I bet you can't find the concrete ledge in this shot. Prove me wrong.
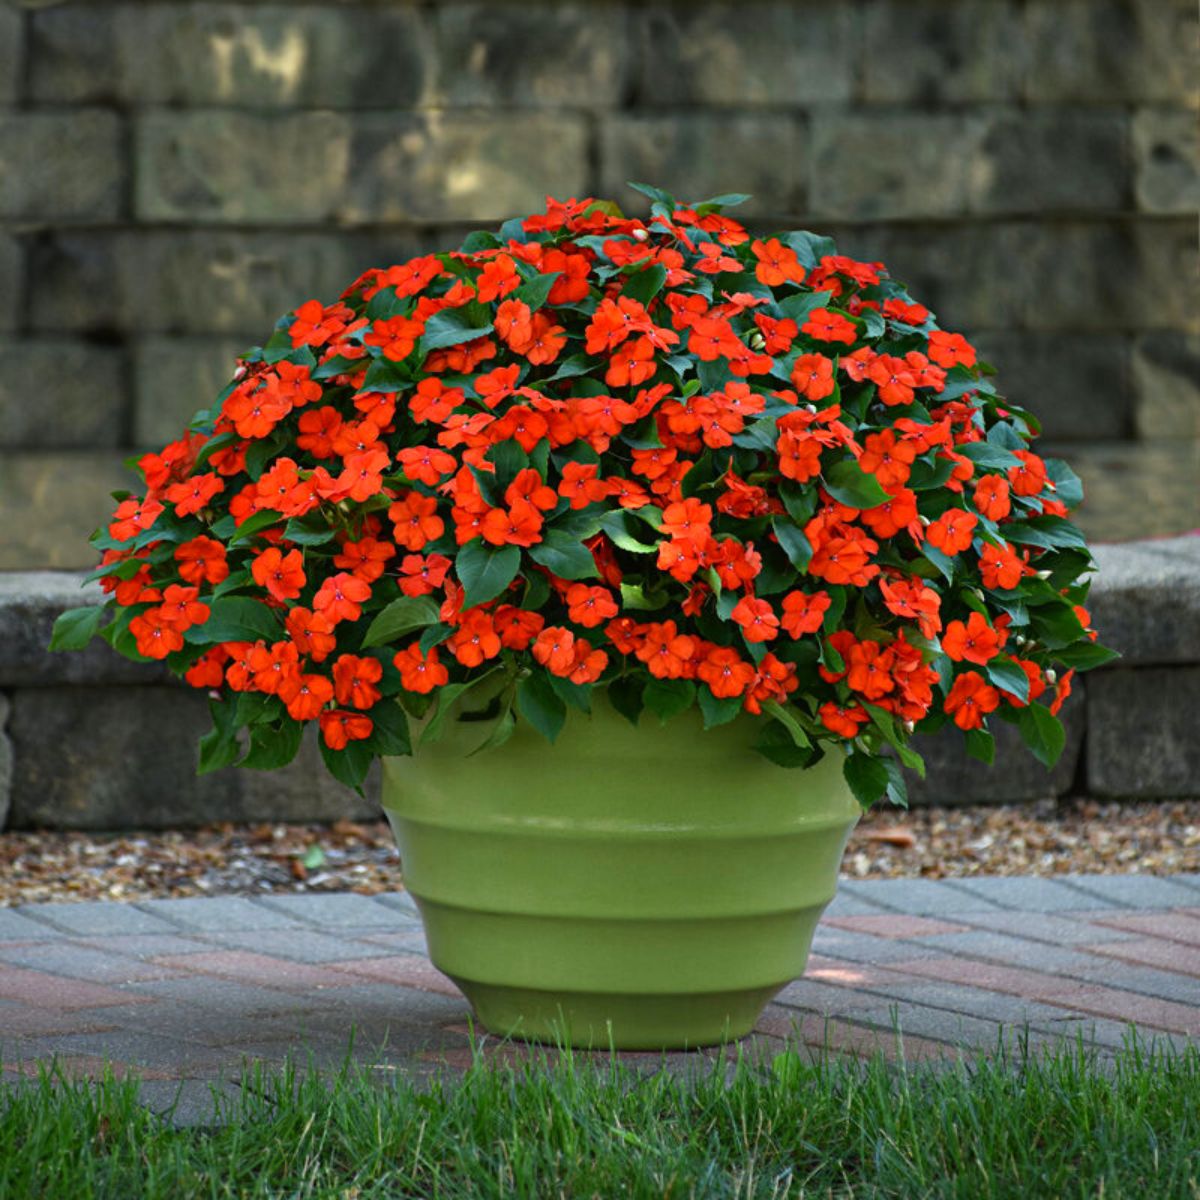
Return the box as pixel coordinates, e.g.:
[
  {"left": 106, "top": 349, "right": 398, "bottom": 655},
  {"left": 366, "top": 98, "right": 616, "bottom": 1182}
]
[{"left": 0, "top": 534, "right": 1197, "bottom": 828}]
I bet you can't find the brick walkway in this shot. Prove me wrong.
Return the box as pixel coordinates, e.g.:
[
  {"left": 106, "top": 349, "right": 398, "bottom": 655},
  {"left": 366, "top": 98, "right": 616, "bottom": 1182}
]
[{"left": 2, "top": 875, "right": 1198, "bottom": 1123}]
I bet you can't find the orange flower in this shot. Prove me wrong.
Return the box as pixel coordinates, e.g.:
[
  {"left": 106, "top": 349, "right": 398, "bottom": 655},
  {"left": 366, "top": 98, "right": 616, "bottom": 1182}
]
[
  {"left": 175, "top": 537, "right": 229, "bottom": 586},
  {"left": 979, "top": 542, "right": 1024, "bottom": 590},
  {"left": 532, "top": 625, "right": 578, "bottom": 676},
  {"left": 165, "top": 472, "right": 224, "bottom": 518},
  {"left": 319, "top": 710, "right": 374, "bottom": 750},
  {"left": 495, "top": 605, "right": 545, "bottom": 650},
  {"left": 279, "top": 672, "right": 335, "bottom": 722},
  {"left": 393, "top": 643, "right": 449, "bottom": 694},
  {"left": 659, "top": 497, "right": 713, "bottom": 545},
  {"left": 333, "top": 537, "right": 395, "bottom": 583},
  {"left": 777, "top": 429, "right": 823, "bottom": 483},
  {"left": 790, "top": 353, "right": 835, "bottom": 402},
  {"left": 129, "top": 610, "right": 183, "bottom": 659},
  {"left": 248, "top": 640, "right": 301, "bottom": 695},
  {"left": 731, "top": 596, "right": 779, "bottom": 643},
  {"left": 942, "top": 612, "right": 1002, "bottom": 665},
  {"left": 944, "top": 670, "right": 999, "bottom": 730},
  {"left": 524, "top": 313, "right": 566, "bottom": 366},
  {"left": 858, "top": 431, "right": 917, "bottom": 490},
  {"left": 448, "top": 610, "right": 502, "bottom": 667},
  {"left": 109, "top": 498, "right": 163, "bottom": 543},
  {"left": 566, "top": 584, "right": 618, "bottom": 628},
  {"left": 634, "top": 620, "right": 695, "bottom": 679},
  {"left": 879, "top": 576, "right": 941, "bottom": 638},
  {"left": 399, "top": 445, "right": 456, "bottom": 487},
  {"left": 558, "top": 461, "right": 610, "bottom": 510},
  {"left": 751, "top": 238, "right": 805, "bottom": 287},
  {"left": 801, "top": 308, "right": 857, "bottom": 345},
  {"left": 398, "top": 553, "right": 452, "bottom": 597},
  {"left": 1008, "top": 450, "right": 1048, "bottom": 497},
  {"left": 861, "top": 487, "right": 918, "bottom": 540},
  {"left": 388, "top": 492, "right": 445, "bottom": 552},
  {"left": 251, "top": 547, "right": 306, "bottom": 604},
  {"left": 808, "top": 532, "right": 879, "bottom": 587},
  {"left": 605, "top": 336, "right": 656, "bottom": 389},
  {"left": 313, "top": 572, "right": 371, "bottom": 624},
  {"left": 332, "top": 653, "right": 383, "bottom": 710},
  {"left": 926, "top": 509, "right": 977, "bottom": 556},
  {"left": 846, "top": 640, "right": 895, "bottom": 700},
  {"left": 697, "top": 647, "right": 756, "bottom": 698},
  {"left": 927, "top": 330, "right": 976, "bottom": 369},
  {"left": 780, "top": 589, "right": 831, "bottom": 637},
  {"left": 480, "top": 499, "right": 544, "bottom": 547},
  {"left": 157, "top": 584, "right": 209, "bottom": 633},
  {"left": 819, "top": 701, "right": 869, "bottom": 739},
  {"left": 285, "top": 606, "right": 336, "bottom": 663},
  {"left": 973, "top": 474, "right": 1011, "bottom": 521}
]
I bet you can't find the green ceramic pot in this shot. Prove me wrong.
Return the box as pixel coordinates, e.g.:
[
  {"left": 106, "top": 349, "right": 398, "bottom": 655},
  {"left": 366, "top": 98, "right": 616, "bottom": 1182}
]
[{"left": 381, "top": 688, "right": 860, "bottom": 1050}]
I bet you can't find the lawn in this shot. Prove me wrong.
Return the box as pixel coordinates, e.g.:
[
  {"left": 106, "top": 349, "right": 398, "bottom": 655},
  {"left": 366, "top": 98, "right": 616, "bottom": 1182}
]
[{"left": 2, "top": 1033, "right": 1197, "bottom": 1199}]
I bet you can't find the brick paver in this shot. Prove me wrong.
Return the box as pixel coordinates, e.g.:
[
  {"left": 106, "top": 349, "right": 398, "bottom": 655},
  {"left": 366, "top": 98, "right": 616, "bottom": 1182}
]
[{"left": 2, "top": 875, "right": 1197, "bottom": 1121}]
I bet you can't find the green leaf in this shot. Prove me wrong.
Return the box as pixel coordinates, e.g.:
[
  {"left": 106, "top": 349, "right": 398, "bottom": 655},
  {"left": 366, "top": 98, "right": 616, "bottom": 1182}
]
[
  {"left": 517, "top": 672, "right": 567, "bottom": 743},
  {"left": 782, "top": 232, "right": 837, "bottom": 269},
  {"left": 755, "top": 722, "right": 816, "bottom": 768},
  {"left": 777, "top": 289, "right": 834, "bottom": 323},
  {"left": 779, "top": 481, "right": 818, "bottom": 526},
  {"left": 184, "top": 597, "right": 281, "bottom": 645},
  {"left": 229, "top": 508, "right": 283, "bottom": 545},
  {"left": 49, "top": 605, "right": 107, "bottom": 652},
  {"left": 240, "top": 719, "right": 304, "bottom": 770},
  {"left": 958, "top": 442, "right": 1022, "bottom": 471},
  {"left": 1005, "top": 517, "right": 1090, "bottom": 553},
  {"left": 694, "top": 192, "right": 752, "bottom": 211},
  {"left": 420, "top": 307, "right": 494, "bottom": 353},
  {"left": 367, "top": 700, "right": 413, "bottom": 757},
  {"left": 319, "top": 739, "right": 374, "bottom": 793},
  {"left": 600, "top": 510, "right": 659, "bottom": 554},
  {"left": 620, "top": 263, "right": 667, "bottom": 307},
  {"left": 772, "top": 516, "right": 813, "bottom": 571},
  {"left": 1017, "top": 703, "right": 1066, "bottom": 769},
  {"left": 197, "top": 698, "right": 240, "bottom": 775},
  {"left": 965, "top": 728, "right": 995, "bottom": 765},
  {"left": 1053, "top": 641, "right": 1120, "bottom": 670},
  {"left": 541, "top": 354, "right": 593, "bottom": 383},
  {"left": 762, "top": 701, "right": 811, "bottom": 749},
  {"left": 920, "top": 543, "right": 956, "bottom": 584},
  {"left": 626, "top": 181, "right": 677, "bottom": 208},
  {"left": 986, "top": 657, "right": 1031, "bottom": 705},
  {"left": 283, "top": 513, "right": 335, "bottom": 546},
  {"left": 697, "top": 687, "right": 742, "bottom": 729},
  {"left": 606, "top": 676, "right": 645, "bottom": 727},
  {"left": 881, "top": 757, "right": 908, "bottom": 807},
  {"left": 843, "top": 752, "right": 890, "bottom": 809},
  {"left": 456, "top": 540, "right": 521, "bottom": 608},
  {"left": 527, "top": 530, "right": 597, "bottom": 580},
  {"left": 642, "top": 678, "right": 696, "bottom": 724},
  {"left": 361, "top": 357, "right": 412, "bottom": 394},
  {"left": 513, "top": 271, "right": 562, "bottom": 311},
  {"left": 466, "top": 707, "right": 516, "bottom": 757},
  {"left": 823, "top": 458, "right": 890, "bottom": 510},
  {"left": 361, "top": 596, "right": 440, "bottom": 649},
  {"left": 1029, "top": 599, "right": 1088, "bottom": 650}
]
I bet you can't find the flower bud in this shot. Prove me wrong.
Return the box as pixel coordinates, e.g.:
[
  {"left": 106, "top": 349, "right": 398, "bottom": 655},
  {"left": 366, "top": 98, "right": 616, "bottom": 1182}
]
[
  {"left": 919, "top": 515, "right": 931, "bottom": 526},
  {"left": 1036, "top": 569, "right": 1052, "bottom": 580},
  {"left": 903, "top": 719, "right": 915, "bottom": 734},
  {"left": 749, "top": 332, "right": 766, "bottom": 351},
  {"left": 632, "top": 227, "right": 649, "bottom": 242},
  {"left": 1045, "top": 668, "right": 1057, "bottom": 685},
  {"left": 233, "top": 365, "right": 247, "bottom": 381},
  {"left": 1014, "top": 634, "right": 1028, "bottom": 647}
]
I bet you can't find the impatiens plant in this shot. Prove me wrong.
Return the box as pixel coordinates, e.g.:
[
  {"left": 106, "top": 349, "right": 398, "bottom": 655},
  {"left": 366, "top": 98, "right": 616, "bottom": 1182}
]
[{"left": 52, "top": 184, "right": 1117, "bottom": 805}]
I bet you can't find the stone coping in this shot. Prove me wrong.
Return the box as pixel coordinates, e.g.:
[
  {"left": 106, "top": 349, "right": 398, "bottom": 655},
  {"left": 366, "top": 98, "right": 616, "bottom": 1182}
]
[{"left": 0, "top": 535, "right": 1196, "bottom": 827}]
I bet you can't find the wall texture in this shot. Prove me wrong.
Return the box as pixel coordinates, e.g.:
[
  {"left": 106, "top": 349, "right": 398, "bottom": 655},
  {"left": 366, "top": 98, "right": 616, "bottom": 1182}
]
[{"left": 0, "top": 0, "right": 1197, "bottom": 567}]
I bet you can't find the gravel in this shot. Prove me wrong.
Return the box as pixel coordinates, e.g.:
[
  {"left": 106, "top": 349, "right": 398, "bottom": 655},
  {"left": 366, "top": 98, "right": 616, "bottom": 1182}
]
[{"left": 1, "top": 799, "right": 1197, "bottom": 907}]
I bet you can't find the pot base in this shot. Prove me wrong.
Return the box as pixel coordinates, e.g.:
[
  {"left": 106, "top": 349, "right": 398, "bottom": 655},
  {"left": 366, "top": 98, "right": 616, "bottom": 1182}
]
[{"left": 452, "top": 978, "right": 782, "bottom": 1050}]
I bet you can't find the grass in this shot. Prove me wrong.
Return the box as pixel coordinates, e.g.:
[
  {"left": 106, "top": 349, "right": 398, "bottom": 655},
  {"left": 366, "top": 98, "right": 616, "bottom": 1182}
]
[{"left": 1, "top": 1032, "right": 1197, "bottom": 1199}]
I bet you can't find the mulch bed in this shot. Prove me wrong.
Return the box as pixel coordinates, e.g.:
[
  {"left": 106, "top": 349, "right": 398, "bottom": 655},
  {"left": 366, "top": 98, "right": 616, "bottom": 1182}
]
[{"left": 2, "top": 798, "right": 1197, "bottom": 906}]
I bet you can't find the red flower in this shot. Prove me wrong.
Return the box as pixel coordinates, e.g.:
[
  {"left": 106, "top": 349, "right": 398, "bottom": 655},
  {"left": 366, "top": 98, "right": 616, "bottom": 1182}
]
[
  {"left": 801, "top": 308, "right": 858, "bottom": 346},
  {"left": 393, "top": 644, "right": 449, "bottom": 694},
  {"left": 279, "top": 672, "right": 335, "bottom": 722},
  {"left": 697, "top": 647, "right": 756, "bottom": 698},
  {"left": 926, "top": 509, "right": 977, "bottom": 556},
  {"left": 252, "top": 547, "right": 306, "bottom": 604},
  {"left": 313, "top": 572, "right": 371, "bottom": 624},
  {"left": 332, "top": 653, "right": 383, "bottom": 710},
  {"left": 819, "top": 701, "right": 869, "bottom": 739},
  {"left": 942, "top": 612, "right": 1002, "bottom": 665},
  {"left": 944, "top": 670, "right": 999, "bottom": 730},
  {"left": 319, "top": 710, "right": 374, "bottom": 750},
  {"left": 751, "top": 238, "right": 805, "bottom": 287},
  {"left": 731, "top": 596, "right": 779, "bottom": 643}
]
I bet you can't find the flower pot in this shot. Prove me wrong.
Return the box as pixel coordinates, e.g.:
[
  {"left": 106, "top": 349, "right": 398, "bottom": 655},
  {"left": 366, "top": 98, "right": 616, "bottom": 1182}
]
[{"left": 381, "top": 690, "right": 860, "bottom": 1050}]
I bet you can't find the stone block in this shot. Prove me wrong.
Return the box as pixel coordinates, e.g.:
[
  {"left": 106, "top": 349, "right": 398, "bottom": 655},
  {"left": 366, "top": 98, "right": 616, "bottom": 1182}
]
[
  {"left": 251, "top": 893, "right": 400, "bottom": 930},
  {"left": 13, "top": 900, "right": 183, "bottom": 937},
  {"left": 1038, "top": 440, "right": 1200, "bottom": 543},
  {"left": 135, "top": 111, "right": 352, "bottom": 224},
  {"left": 970, "top": 332, "right": 1133, "bottom": 441},
  {"left": 436, "top": 3, "right": 629, "bottom": 107},
  {"left": 635, "top": 3, "right": 853, "bottom": 105},
  {"left": 0, "top": 452, "right": 137, "bottom": 570},
  {"left": 1019, "top": 221, "right": 1197, "bottom": 334},
  {"left": 29, "top": 230, "right": 410, "bottom": 337},
  {"left": 132, "top": 896, "right": 307, "bottom": 932},
  {"left": 599, "top": 114, "right": 806, "bottom": 217},
  {"left": 908, "top": 684, "right": 1085, "bottom": 807},
  {"left": 1132, "top": 333, "right": 1200, "bottom": 439},
  {"left": 1087, "top": 535, "right": 1200, "bottom": 666},
  {"left": 940, "top": 876, "right": 1118, "bottom": 913},
  {"left": 0, "top": 692, "right": 11, "bottom": 831},
  {"left": 30, "top": 4, "right": 433, "bottom": 109},
  {"left": 1087, "top": 667, "right": 1200, "bottom": 798},
  {"left": 1133, "top": 109, "right": 1200, "bottom": 214},
  {"left": 343, "top": 112, "right": 590, "bottom": 223},
  {"left": 0, "top": 111, "right": 125, "bottom": 221},
  {"left": 0, "top": 340, "right": 127, "bottom": 449},
  {"left": 0, "top": 234, "right": 21, "bottom": 331},
  {"left": 7, "top": 686, "right": 380, "bottom": 830},
  {"left": 1060, "top": 874, "right": 1200, "bottom": 908},
  {"left": 862, "top": 0, "right": 1022, "bottom": 103},
  {"left": 809, "top": 113, "right": 987, "bottom": 220},
  {"left": 0, "top": 571, "right": 166, "bottom": 687},
  {"left": 843, "top": 223, "right": 1029, "bottom": 331},
  {"left": 1025, "top": 0, "right": 1198, "bottom": 106},
  {"left": 972, "top": 111, "right": 1130, "bottom": 215},
  {"left": 0, "top": 6, "right": 21, "bottom": 103},
  {"left": 133, "top": 337, "right": 245, "bottom": 447}
]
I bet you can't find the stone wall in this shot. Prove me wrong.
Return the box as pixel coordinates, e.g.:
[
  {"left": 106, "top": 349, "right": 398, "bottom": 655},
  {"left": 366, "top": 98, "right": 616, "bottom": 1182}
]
[
  {"left": 0, "top": 0, "right": 1196, "bottom": 567},
  {"left": 1, "top": 536, "right": 1197, "bottom": 829}
]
